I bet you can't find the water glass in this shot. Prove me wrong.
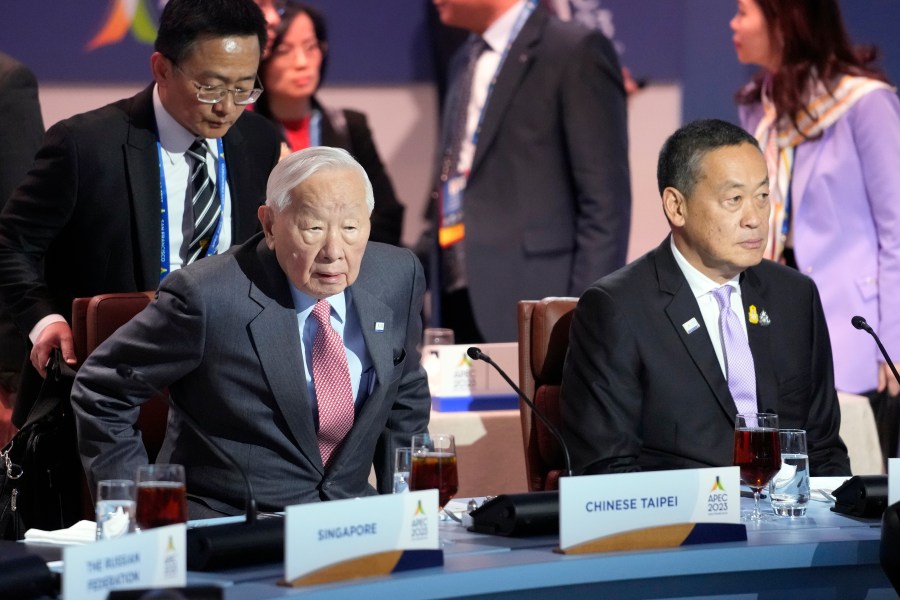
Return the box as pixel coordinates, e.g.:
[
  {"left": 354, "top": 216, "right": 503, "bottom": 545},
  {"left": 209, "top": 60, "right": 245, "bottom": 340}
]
[
  {"left": 135, "top": 464, "right": 188, "bottom": 530},
  {"left": 393, "top": 447, "right": 412, "bottom": 493},
  {"left": 769, "top": 429, "right": 810, "bottom": 517},
  {"left": 423, "top": 328, "right": 455, "bottom": 346},
  {"left": 95, "top": 479, "right": 136, "bottom": 540}
]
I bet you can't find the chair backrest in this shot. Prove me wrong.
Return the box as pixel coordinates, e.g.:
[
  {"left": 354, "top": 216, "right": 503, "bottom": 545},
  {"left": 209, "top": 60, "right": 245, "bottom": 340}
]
[
  {"left": 71, "top": 291, "right": 166, "bottom": 461},
  {"left": 517, "top": 297, "right": 578, "bottom": 492}
]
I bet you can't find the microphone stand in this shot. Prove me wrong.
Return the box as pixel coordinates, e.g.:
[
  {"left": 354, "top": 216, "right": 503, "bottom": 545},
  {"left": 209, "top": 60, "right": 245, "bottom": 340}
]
[
  {"left": 851, "top": 316, "right": 900, "bottom": 389},
  {"left": 462, "top": 347, "right": 568, "bottom": 537},
  {"left": 467, "top": 347, "right": 572, "bottom": 477},
  {"left": 117, "top": 365, "right": 283, "bottom": 570}
]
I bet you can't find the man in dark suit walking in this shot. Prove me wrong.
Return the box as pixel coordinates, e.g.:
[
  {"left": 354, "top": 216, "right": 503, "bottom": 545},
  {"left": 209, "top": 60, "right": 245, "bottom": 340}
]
[
  {"left": 423, "top": 0, "right": 632, "bottom": 343},
  {"left": 72, "top": 147, "right": 431, "bottom": 516},
  {"left": 0, "top": 0, "right": 281, "bottom": 410},
  {"left": 561, "top": 119, "right": 849, "bottom": 477}
]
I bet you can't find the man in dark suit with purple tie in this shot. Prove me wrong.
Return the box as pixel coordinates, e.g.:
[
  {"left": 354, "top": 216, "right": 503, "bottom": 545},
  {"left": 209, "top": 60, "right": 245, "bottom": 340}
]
[{"left": 561, "top": 119, "right": 849, "bottom": 477}]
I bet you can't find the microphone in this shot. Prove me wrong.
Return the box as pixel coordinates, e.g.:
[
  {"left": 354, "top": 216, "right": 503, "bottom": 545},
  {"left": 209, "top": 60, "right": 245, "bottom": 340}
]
[
  {"left": 117, "top": 365, "right": 283, "bottom": 571},
  {"left": 467, "top": 347, "right": 572, "bottom": 477},
  {"left": 851, "top": 316, "right": 900, "bottom": 389},
  {"left": 465, "top": 346, "right": 570, "bottom": 537}
]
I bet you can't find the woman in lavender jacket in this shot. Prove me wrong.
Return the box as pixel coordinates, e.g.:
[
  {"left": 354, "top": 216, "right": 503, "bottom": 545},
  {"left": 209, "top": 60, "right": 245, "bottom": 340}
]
[{"left": 730, "top": 0, "right": 900, "bottom": 414}]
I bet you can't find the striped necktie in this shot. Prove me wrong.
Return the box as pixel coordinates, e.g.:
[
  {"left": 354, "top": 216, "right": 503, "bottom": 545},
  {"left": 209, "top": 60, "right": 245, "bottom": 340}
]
[{"left": 185, "top": 138, "right": 220, "bottom": 264}]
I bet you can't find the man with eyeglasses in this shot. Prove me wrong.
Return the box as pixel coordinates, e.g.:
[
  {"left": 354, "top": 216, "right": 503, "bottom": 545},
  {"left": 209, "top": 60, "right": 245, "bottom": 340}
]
[{"left": 0, "top": 0, "right": 281, "bottom": 427}]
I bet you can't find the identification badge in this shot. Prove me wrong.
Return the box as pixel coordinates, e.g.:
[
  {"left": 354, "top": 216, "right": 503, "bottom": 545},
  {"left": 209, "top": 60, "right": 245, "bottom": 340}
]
[{"left": 438, "top": 174, "right": 467, "bottom": 248}]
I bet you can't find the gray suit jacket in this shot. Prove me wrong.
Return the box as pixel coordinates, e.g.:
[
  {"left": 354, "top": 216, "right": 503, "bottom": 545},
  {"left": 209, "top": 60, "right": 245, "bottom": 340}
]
[
  {"left": 72, "top": 234, "right": 431, "bottom": 515},
  {"left": 425, "top": 9, "right": 631, "bottom": 341}
]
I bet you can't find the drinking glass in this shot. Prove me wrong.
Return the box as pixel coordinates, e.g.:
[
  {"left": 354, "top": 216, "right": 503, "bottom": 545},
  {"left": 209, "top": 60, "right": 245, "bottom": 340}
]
[
  {"left": 769, "top": 429, "right": 810, "bottom": 517},
  {"left": 408, "top": 433, "right": 459, "bottom": 511},
  {"left": 135, "top": 464, "right": 188, "bottom": 530},
  {"left": 733, "top": 413, "right": 781, "bottom": 522},
  {"left": 423, "top": 328, "right": 455, "bottom": 346},
  {"left": 95, "top": 479, "right": 136, "bottom": 540},
  {"left": 393, "top": 447, "right": 412, "bottom": 493}
]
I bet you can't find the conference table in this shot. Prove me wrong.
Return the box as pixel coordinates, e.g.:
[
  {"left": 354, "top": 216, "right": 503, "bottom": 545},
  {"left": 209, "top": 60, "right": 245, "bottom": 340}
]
[
  {"left": 183, "top": 494, "right": 895, "bottom": 599},
  {"left": 424, "top": 391, "right": 885, "bottom": 501}
]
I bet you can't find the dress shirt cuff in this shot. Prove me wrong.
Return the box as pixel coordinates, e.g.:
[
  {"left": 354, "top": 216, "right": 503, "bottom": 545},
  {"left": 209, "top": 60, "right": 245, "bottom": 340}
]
[{"left": 29, "top": 314, "right": 67, "bottom": 344}]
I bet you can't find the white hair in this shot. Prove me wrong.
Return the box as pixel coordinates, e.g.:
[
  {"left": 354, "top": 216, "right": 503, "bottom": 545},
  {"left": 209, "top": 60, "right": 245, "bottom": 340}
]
[{"left": 265, "top": 146, "right": 375, "bottom": 214}]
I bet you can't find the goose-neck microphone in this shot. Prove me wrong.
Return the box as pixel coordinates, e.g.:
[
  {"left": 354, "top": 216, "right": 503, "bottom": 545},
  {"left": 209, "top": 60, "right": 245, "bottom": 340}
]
[{"left": 116, "top": 365, "right": 283, "bottom": 570}]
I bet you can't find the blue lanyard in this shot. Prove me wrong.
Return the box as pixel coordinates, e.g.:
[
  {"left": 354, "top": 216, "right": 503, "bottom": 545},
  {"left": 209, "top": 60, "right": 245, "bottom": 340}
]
[
  {"left": 469, "top": 0, "right": 536, "bottom": 150},
  {"left": 310, "top": 109, "right": 322, "bottom": 146},
  {"left": 157, "top": 138, "right": 226, "bottom": 280}
]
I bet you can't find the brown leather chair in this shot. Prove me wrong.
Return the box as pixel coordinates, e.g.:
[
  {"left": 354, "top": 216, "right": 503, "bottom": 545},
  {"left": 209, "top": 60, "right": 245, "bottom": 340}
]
[
  {"left": 72, "top": 291, "right": 166, "bottom": 461},
  {"left": 71, "top": 291, "right": 167, "bottom": 517},
  {"left": 517, "top": 297, "right": 578, "bottom": 492}
]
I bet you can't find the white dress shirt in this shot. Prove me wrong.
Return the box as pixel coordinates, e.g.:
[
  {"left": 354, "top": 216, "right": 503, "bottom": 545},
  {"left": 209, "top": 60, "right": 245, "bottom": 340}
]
[
  {"left": 456, "top": 0, "right": 528, "bottom": 175},
  {"left": 153, "top": 85, "right": 233, "bottom": 271},
  {"left": 670, "top": 238, "right": 749, "bottom": 379}
]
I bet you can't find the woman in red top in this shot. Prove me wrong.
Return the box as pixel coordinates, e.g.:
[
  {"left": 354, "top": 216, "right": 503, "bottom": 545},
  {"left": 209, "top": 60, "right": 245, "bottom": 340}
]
[{"left": 255, "top": 2, "right": 405, "bottom": 246}]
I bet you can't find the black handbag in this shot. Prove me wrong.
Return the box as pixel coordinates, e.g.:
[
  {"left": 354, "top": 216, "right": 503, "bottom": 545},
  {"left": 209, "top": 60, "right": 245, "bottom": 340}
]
[{"left": 0, "top": 349, "right": 84, "bottom": 540}]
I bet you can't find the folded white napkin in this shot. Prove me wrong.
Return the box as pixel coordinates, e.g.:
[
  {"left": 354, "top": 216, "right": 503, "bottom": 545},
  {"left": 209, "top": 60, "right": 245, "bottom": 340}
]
[{"left": 24, "top": 520, "right": 96, "bottom": 545}]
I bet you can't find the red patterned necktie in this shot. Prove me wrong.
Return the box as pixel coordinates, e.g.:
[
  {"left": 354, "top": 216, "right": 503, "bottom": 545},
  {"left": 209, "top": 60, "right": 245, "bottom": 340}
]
[{"left": 311, "top": 299, "right": 355, "bottom": 467}]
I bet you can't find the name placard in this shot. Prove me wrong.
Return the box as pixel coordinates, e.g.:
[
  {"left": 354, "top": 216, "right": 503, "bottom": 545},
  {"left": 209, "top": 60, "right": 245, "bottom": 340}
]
[
  {"left": 282, "top": 490, "right": 442, "bottom": 586},
  {"left": 559, "top": 466, "right": 745, "bottom": 554},
  {"left": 63, "top": 524, "right": 186, "bottom": 600}
]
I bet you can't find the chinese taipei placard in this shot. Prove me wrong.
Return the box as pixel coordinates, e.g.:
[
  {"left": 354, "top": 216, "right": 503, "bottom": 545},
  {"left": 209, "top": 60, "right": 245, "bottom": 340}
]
[
  {"left": 559, "top": 466, "right": 745, "bottom": 554},
  {"left": 282, "top": 489, "right": 442, "bottom": 586}
]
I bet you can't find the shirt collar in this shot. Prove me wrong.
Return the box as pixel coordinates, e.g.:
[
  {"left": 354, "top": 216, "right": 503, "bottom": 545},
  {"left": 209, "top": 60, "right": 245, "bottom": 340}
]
[
  {"left": 670, "top": 237, "right": 741, "bottom": 299},
  {"left": 289, "top": 285, "right": 350, "bottom": 325},
  {"left": 481, "top": 0, "right": 527, "bottom": 52}
]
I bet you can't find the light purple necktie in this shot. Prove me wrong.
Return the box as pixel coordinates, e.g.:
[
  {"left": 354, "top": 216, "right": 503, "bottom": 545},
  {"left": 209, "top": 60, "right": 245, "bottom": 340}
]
[{"left": 712, "top": 285, "right": 758, "bottom": 415}]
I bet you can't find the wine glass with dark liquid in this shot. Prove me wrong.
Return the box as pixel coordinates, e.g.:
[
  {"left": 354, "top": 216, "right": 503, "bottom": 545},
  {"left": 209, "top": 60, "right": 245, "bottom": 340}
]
[
  {"left": 135, "top": 463, "right": 188, "bottom": 530},
  {"left": 408, "top": 433, "right": 459, "bottom": 515},
  {"left": 733, "top": 413, "right": 781, "bottom": 522}
]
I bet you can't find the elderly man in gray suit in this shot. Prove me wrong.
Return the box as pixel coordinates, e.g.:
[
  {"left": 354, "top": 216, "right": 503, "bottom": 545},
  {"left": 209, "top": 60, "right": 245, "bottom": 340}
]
[{"left": 72, "top": 147, "right": 431, "bottom": 518}]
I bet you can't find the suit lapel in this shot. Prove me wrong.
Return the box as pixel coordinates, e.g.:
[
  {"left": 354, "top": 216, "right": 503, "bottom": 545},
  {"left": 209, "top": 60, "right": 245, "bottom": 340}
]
[
  {"left": 247, "top": 241, "right": 324, "bottom": 473},
  {"left": 470, "top": 10, "right": 544, "bottom": 177},
  {"left": 741, "top": 267, "right": 778, "bottom": 414},
  {"left": 656, "top": 241, "right": 736, "bottom": 419},
  {"left": 125, "top": 85, "right": 164, "bottom": 290}
]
